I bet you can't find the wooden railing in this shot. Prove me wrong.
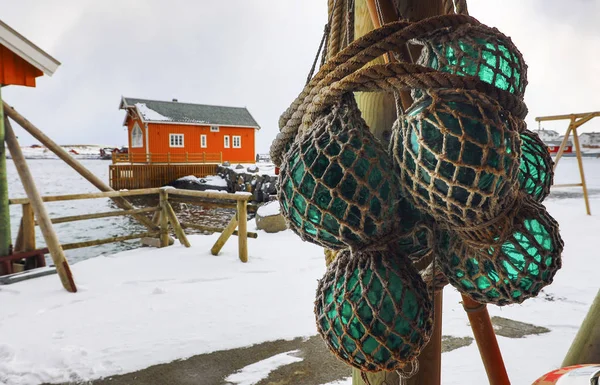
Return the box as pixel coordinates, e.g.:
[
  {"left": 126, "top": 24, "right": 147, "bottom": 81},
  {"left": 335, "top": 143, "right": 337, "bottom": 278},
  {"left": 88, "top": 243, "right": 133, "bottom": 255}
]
[
  {"left": 112, "top": 152, "right": 223, "bottom": 164},
  {"left": 4, "top": 188, "right": 256, "bottom": 276}
]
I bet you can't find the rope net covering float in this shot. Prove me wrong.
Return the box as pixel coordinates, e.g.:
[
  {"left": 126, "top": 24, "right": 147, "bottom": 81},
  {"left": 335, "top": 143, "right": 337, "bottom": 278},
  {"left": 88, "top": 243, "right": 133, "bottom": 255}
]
[
  {"left": 440, "top": 195, "right": 563, "bottom": 305},
  {"left": 270, "top": 9, "right": 563, "bottom": 378},
  {"left": 278, "top": 95, "right": 399, "bottom": 250},
  {"left": 315, "top": 248, "right": 433, "bottom": 372}
]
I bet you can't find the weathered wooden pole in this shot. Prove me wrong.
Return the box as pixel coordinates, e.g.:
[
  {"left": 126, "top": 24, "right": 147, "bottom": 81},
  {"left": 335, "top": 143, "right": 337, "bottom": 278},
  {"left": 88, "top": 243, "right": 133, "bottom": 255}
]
[
  {"left": 2, "top": 102, "right": 159, "bottom": 232},
  {"left": 0, "top": 88, "right": 11, "bottom": 268},
  {"left": 4, "top": 118, "right": 76, "bottom": 292},
  {"left": 563, "top": 289, "right": 600, "bottom": 366}
]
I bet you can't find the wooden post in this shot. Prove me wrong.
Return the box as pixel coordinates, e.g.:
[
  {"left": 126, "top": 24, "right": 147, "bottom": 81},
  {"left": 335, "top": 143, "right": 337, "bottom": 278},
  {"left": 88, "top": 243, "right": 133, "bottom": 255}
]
[
  {"left": 159, "top": 189, "right": 170, "bottom": 247},
  {"left": 571, "top": 125, "right": 591, "bottom": 215},
  {"left": 21, "top": 203, "right": 36, "bottom": 251},
  {"left": 164, "top": 201, "right": 191, "bottom": 247},
  {"left": 2, "top": 102, "right": 159, "bottom": 232},
  {"left": 0, "top": 88, "right": 11, "bottom": 262},
  {"left": 462, "top": 295, "right": 510, "bottom": 385},
  {"left": 563, "top": 289, "right": 600, "bottom": 366},
  {"left": 237, "top": 200, "right": 248, "bottom": 263},
  {"left": 4, "top": 118, "right": 76, "bottom": 292},
  {"left": 211, "top": 214, "right": 238, "bottom": 256}
]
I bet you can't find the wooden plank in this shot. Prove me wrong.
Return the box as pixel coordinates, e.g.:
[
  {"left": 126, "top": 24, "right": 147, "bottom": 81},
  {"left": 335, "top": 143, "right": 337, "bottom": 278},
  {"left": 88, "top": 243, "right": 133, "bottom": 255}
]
[
  {"left": 164, "top": 201, "right": 191, "bottom": 247},
  {"left": 4, "top": 117, "right": 76, "bottom": 292},
  {"left": 563, "top": 289, "right": 600, "bottom": 366},
  {"left": 22, "top": 203, "right": 36, "bottom": 252},
  {"left": 180, "top": 221, "right": 258, "bottom": 238},
  {"left": 237, "top": 200, "right": 248, "bottom": 263},
  {"left": 61, "top": 232, "right": 156, "bottom": 250},
  {"left": 536, "top": 111, "right": 600, "bottom": 122},
  {"left": 40, "top": 207, "right": 158, "bottom": 225},
  {"left": 572, "top": 126, "right": 592, "bottom": 215},
  {"left": 211, "top": 215, "right": 238, "bottom": 256},
  {"left": 0, "top": 87, "right": 10, "bottom": 262},
  {"left": 168, "top": 188, "right": 252, "bottom": 202},
  {"left": 554, "top": 183, "right": 583, "bottom": 188},
  {"left": 9, "top": 188, "right": 162, "bottom": 205}
]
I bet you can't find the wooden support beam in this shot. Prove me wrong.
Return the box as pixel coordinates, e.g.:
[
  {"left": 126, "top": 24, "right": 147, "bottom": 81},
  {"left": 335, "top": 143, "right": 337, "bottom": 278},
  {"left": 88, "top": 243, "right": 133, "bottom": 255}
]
[
  {"left": 572, "top": 126, "right": 591, "bottom": 215},
  {"left": 0, "top": 87, "right": 10, "bottom": 262},
  {"left": 4, "top": 117, "right": 76, "bottom": 292},
  {"left": 563, "top": 289, "right": 600, "bottom": 366},
  {"left": 167, "top": 188, "right": 253, "bottom": 202},
  {"left": 462, "top": 295, "right": 510, "bottom": 385},
  {"left": 40, "top": 207, "right": 158, "bottom": 225},
  {"left": 164, "top": 201, "right": 191, "bottom": 247},
  {"left": 9, "top": 188, "right": 162, "bottom": 206},
  {"left": 61, "top": 232, "right": 156, "bottom": 251},
  {"left": 2, "top": 101, "right": 159, "bottom": 232},
  {"left": 211, "top": 215, "right": 239, "bottom": 256},
  {"left": 535, "top": 111, "right": 600, "bottom": 122},
  {"left": 159, "top": 190, "right": 170, "bottom": 248},
  {"left": 180, "top": 222, "right": 258, "bottom": 239},
  {"left": 237, "top": 200, "right": 248, "bottom": 263}
]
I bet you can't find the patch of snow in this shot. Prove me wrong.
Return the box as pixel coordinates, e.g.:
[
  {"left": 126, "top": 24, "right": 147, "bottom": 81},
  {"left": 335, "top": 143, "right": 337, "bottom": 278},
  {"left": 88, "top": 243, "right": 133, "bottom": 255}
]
[
  {"left": 135, "top": 103, "right": 172, "bottom": 122},
  {"left": 175, "top": 175, "right": 227, "bottom": 188},
  {"left": 225, "top": 163, "right": 277, "bottom": 177},
  {"left": 0, "top": 197, "right": 599, "bottom": 384},
  {"left": 225, "top": 350, "right": 303, "bottom": 385},
  {"left": 257, "top": 201, "right": 281, "bottom": 217},
  {"left": 320, "top": 379, "right": 352, "bottom": 385}
]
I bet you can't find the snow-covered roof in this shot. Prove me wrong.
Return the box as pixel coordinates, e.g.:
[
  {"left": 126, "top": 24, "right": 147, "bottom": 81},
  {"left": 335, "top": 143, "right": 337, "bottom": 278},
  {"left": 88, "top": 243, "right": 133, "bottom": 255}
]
[
  {"left": 0, "top": 19, "right": 60, "bottom": 76},
  {"left": 120, "top": 97, "right": 260, "bottom": 129}
]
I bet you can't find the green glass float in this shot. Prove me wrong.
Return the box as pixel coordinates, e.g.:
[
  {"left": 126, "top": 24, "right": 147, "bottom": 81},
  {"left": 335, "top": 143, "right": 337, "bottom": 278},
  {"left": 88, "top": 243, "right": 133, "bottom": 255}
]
[
  {"left": 315, "top": 248, "right": 433, "bottom": 372},
  {"left": 416, "top": 24, "right": 527, "bottom": 96},
  {"left": 278, "top": 95, "right": 399, "bottom": 250},
  {"left": 439, "top": 195, "right": 563, "bottom": 306},
  {"left": 519, "top": 129, "right": 554, "bottom": 202},
  {"left": 390, "top": 89, "right": 521, "bottom": 229}
]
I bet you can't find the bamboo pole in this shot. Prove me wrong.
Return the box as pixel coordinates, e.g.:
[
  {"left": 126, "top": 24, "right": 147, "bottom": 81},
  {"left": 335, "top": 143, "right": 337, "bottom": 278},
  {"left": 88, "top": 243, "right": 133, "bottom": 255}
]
[
  {"left": 164, "top": 201, "right": 191, "bottom": 247},
  {"left": 211, "top": 215, "right": 239, "bottom": 256},
  {"left": 2, "top": 102, "right": 159, "bottom": 231},
  {"left": 4, "top": 118, "right": 76, "bottom": 292},
  {"left": 237, "top": 200, "right": 248, "bottom": 263},
  {"left": 179, "top": 222, "right": 258, "bottom": 239},
  {"left": 159, "top": 190, "right": 170, "bottom": 248},
  {"left": 563, "top": 289, "right": 600, "bottom": 366},
  {"left": 0, "top": 88, "right": 10, "bottom": 262},
  {"left": 462, "top": 295, "right": 510, "bottom": 385}
]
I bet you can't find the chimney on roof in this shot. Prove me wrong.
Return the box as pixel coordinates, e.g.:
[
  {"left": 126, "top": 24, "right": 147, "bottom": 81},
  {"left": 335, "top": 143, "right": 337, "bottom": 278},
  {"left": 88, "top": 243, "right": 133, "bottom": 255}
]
[{"left": 172, "top": 98, "right": 178, "bottom": 102}]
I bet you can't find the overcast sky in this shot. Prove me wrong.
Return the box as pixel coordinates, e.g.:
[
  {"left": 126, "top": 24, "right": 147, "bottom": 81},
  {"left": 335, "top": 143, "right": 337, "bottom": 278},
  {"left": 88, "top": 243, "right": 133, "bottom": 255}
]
[{"left": 1, "top": 0, "right": 599, "bottom": 152}]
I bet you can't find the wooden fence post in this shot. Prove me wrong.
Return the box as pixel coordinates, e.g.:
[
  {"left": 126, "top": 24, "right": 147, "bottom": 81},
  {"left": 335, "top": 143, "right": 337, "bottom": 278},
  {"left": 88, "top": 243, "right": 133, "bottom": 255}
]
[
  {"left": 164, "top": 201, "right": 190, "bottom": 247},
  {"left": 237, "top": 199, "right": 248, "bottom": 263},
  {"left": 159, "top": 189, "right": 170, "bottom": 247},
  {"left": 563, "top": 289, "right": 600, "bottom": 366},
  {"left": 0, "top": 87, "right": 10, "bottom": 264},
  {"left": 211, "top": 214, "right": 239, "bottom": 256},
  {"left": 4, "top": 117, "right": 76, "bottom": 292}
]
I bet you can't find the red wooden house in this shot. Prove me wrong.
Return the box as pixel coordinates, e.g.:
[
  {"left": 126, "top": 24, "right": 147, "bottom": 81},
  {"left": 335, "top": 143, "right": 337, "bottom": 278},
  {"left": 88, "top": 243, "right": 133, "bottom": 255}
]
[
  {"left": 546, "top": 140, "right": 573, "bottom": 154},
  {"left": 119, "top": 97, "right": 260, "bottom": 163}
]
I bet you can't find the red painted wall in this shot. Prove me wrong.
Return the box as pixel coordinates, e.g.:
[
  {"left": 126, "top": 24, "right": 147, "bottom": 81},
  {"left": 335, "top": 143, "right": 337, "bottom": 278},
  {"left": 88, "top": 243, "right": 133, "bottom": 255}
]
[
  {"left": 0, "top": 45, "right": 43, "bottom": 87},
  {"left": 126, "top": 116, "right": 147, "bottom": 155}
]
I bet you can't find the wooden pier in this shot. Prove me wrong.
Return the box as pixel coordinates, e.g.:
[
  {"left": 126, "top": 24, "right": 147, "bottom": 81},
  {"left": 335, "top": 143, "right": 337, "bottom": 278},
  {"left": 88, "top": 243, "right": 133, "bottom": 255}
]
[{"left": 109, "top": 152, "right": 222, "bottom": 190}]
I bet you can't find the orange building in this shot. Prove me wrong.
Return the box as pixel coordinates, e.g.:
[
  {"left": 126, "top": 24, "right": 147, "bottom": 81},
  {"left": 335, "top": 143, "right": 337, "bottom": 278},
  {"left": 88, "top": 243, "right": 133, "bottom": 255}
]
[{"left": 119, "top": 97, "right": 260, "bottom": 163}]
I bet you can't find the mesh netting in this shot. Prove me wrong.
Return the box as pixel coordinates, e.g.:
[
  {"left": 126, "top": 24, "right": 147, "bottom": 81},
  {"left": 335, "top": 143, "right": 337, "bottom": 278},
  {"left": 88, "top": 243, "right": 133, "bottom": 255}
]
[
  {"left": 519, "top": 129, "right": 554, "bottom": 202},
  {"left": 414, "top": 23, "right": 527, "bottom": 98},
  {"left": 439, "top": 194, "right": 563, "bottom": 306},
  {"left": 278, "top": 95, "right": 399, "bottom": 250},
  {"left": 315, "top": 248, "right": 433, "bottom": 372},
  {"left": 391, "top": 89, "right": 522, "bottom": 230}
]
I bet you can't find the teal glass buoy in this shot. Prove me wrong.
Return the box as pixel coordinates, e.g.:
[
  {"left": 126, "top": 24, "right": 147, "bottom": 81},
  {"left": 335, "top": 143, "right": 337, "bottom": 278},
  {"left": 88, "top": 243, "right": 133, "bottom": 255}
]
[
  {"left": 519, "top": 130, "right": 554, "bottom": 202},
  {"left": 391, "top": 89, "right": 521, "bottom": 229},
  {"left": 439, "top": 195, "right": 563, "bottom": 305},
  {"left": 416, "top": 24, "right": 527, "bottom": 97},
  {"left": 315, "top": 248, "right": 433, "bottom": 372},
  {"left": 278, "top": 95, "right": 399, "bottom": 250}
]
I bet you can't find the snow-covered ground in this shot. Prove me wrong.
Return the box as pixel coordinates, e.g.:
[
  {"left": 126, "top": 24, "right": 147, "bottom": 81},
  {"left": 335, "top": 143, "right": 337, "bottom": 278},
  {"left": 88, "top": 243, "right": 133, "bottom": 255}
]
[{"left": 0, "top": 195, "right": 599, "bottom": 385}]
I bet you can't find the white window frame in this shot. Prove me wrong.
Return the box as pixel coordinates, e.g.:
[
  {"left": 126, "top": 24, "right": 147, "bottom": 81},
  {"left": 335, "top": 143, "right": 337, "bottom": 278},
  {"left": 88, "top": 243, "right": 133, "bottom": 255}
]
[
  {"left": 210, "top": 126, "right": 220, "bottom": 132},
  {"left": 200, "top": 134, "right": 207, "bottom": 148},
  {"left": 131, "top": 122, "right": 143, "bottom": 148},
  {"left": 232, "top": 135, "right": 241, "bottom": 148},
  {"left": 224, "top": 135, "right": 230, "bottom": 148},
  {"left": 169, "top": 133, "right": 184, "bottom": 148}
]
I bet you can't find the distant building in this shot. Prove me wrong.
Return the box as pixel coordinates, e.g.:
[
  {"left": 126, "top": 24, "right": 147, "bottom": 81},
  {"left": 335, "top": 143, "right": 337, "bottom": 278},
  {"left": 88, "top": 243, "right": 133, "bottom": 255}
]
[
  {"left": 579, "top": 132, "right": 600, "bottom": 148},
  {"left": 119, "top": 97, "right": 260, "bottom": 163},
  {"left": 546, "top": 140, "right": 573, "bottom": 154}
]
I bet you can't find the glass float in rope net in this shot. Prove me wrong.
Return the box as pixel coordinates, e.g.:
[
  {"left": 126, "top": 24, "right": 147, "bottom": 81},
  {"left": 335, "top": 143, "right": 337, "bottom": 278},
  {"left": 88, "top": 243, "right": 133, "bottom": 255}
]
[
  {"left": 278, "top": 95, "right": 399, "bottom": 250},
  {"left": 519, "top": 129, "right": 554, "bottom": 202},
  {"left": 439, "top": 195, "right": 563, "bottom": 306},
  {"left": 315, "top": 248, "right": 433, "bottom": 372},
  {"left": 414, "top": 23, "right": 527, "bottom": 98},
  {"left": 391, "top": 89, "right": 522, "bottom": 231}
]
